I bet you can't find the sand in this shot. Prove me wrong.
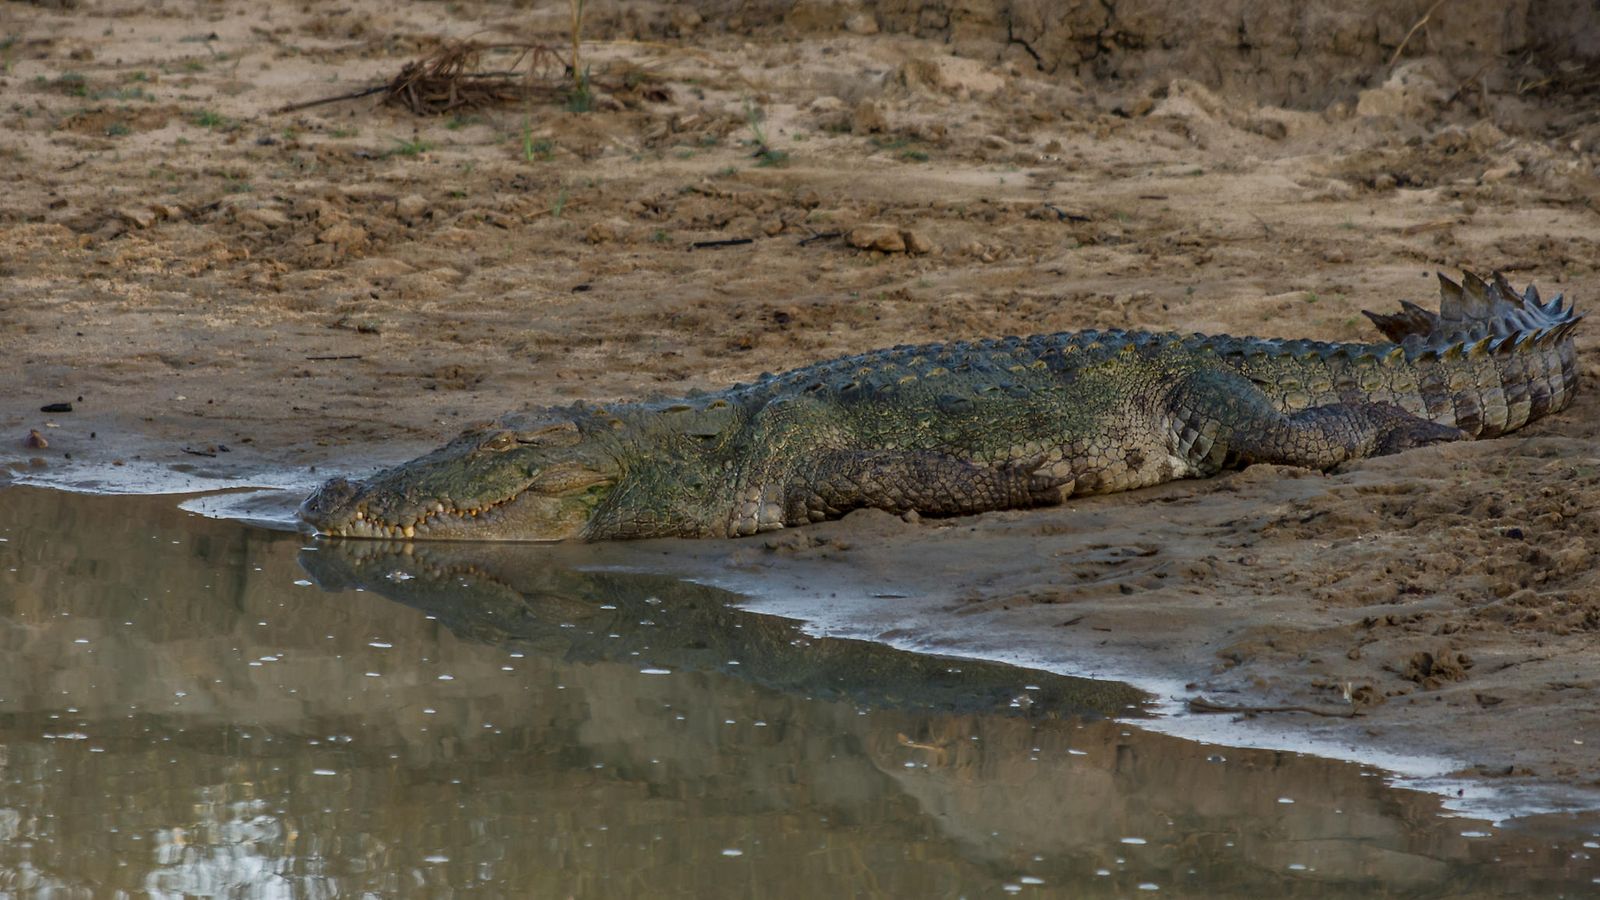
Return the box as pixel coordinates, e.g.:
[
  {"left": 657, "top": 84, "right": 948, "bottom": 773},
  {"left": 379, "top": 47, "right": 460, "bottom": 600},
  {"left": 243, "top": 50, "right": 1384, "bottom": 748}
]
[{"left": 3, "top": 0, "right": 1599, "bottom": 811}]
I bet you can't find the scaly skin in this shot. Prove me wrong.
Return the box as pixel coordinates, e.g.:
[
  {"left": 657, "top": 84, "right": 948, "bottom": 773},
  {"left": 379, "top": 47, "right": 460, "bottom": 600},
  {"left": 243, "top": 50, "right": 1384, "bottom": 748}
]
[{"left": 300, "top": 273, "right": 1581, "bottom": 542}]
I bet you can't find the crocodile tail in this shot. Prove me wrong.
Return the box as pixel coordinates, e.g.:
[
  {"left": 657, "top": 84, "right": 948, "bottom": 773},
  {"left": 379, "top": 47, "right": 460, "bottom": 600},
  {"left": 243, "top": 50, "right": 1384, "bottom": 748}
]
[
  {"left": 1363, "top": 271, "right": 1583, "bottom": 437},
  {"left": 1363, "top": 271, "right": 1582, "bottom": 346}
]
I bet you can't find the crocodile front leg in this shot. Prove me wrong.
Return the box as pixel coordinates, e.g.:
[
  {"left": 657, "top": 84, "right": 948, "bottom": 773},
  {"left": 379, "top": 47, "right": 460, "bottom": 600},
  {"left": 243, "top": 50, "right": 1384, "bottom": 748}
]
[
  {"left": 1172, "top": 368, "right": 1466, "bottom": 473},
  {"left": 780, "top": 450, "right": 1071, "bottom": 527}
]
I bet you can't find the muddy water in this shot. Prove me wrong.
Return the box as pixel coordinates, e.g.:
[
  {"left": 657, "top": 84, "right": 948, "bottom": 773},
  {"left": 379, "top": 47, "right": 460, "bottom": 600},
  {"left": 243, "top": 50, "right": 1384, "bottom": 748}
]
[{"left": 0, "top": 486, "right": 1596, "bottom": 897}]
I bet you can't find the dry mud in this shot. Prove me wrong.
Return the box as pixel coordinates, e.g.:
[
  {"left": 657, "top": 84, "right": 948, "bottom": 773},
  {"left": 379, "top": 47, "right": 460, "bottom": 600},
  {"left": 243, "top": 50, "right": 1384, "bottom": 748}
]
[{"left": 3, "top": 0, "right": 1600, "bottom": 808}]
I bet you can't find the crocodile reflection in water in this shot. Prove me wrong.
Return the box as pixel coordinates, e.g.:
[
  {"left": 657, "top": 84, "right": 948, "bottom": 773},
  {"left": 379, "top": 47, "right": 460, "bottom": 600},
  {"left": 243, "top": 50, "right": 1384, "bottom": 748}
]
[{"left": 297, "top": 539, "right": 1146, "bottom": 720}]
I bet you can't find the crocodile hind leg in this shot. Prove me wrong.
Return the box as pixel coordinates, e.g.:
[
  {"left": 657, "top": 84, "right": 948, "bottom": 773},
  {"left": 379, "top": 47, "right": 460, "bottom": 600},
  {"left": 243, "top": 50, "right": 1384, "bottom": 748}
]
[
  {"left": 1172, "top": 368, "right": 1466, "bottom": 473},
  {"left": 778, "top": 450, "right": 1071, "bottom": 527}
]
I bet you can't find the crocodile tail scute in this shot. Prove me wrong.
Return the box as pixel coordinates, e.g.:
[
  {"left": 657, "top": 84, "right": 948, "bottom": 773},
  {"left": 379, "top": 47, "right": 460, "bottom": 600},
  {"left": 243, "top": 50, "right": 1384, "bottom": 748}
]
[
  {"left": 1362, "top": 271, "right": 1582, "bottom": 348},
  {"left": 1359, "top": 271, "right": 1581, "bottom": 437}
]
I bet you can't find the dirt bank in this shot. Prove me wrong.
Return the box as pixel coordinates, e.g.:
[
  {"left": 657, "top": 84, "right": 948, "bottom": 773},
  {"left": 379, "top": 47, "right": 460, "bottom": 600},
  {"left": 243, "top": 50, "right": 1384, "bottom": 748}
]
[{"left": 3, "top": 0, "right": 1599, "bottom": 806}]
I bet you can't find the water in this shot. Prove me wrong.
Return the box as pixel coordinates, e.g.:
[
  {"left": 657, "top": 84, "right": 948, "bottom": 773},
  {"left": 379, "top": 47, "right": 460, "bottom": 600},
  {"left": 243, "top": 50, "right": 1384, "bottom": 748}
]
[{"left": 0, "top": 485, "right": 1596, "bottom": 897}]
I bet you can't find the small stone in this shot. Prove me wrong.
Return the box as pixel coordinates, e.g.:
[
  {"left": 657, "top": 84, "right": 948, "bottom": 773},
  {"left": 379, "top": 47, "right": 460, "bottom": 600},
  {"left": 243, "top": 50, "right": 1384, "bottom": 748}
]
[
  {"left": 762, "top": 219, "right": 785, "bottom": 236},
  {"left": 116, "top": 205, "right": 156, "bottom": 229},
  {"left": 848, "top": 224, "right": 905, "bottom": 253},
  {"left": 237, "top": 206, "right": 290, "bottom": 229},
  {"left": 1467, "top": 120, "right": 1508, "bottom": 149},
  {"left": 1481, "top": 159, "right": 1522, "bottom": 182},
  {"left": 851, "top": 100, "right": 887, "bottom": 135},
  {"left": 844, "top": 12, "right": 879, "bottom": 34},
  {"left": 809, "top": 95, "right": 846, "bottom": 114},
  {"left": 317, "top": 221, "right": 367, "bottom": 247},
  {"left": 981, "top": 134, "right": 1012, "bottom": 151},
  {"left": 24, "top": 429, "right": 48, "bottom": 450},
  {"left": 395, "top": 193, "right": 429, "bottom": 224},
  {"left": 586, "top": 218, "right": 630, "bottom": 244},
  {"left": 669, "top": 7, "right": 701, "bottom": 32},
  {"left": 900, "top": 228, "right": 935, "bottom": 255}
]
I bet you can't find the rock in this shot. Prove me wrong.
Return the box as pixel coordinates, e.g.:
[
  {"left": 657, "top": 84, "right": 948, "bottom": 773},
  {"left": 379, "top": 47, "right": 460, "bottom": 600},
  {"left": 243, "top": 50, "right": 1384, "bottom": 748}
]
[
  {"left": 1245, "top": 116, "right": 1288, "bottom": 140},
  {"left": 346, "top": 257, "right": 416, "bottom": 278},
  {"left": 316, "top": 221, "right": 367, "bottom": 247},
  {"left": 1150, "top": 79, "right": 1222, "bottom": 122},
  {"left": 1481, "top": 157, "right": 1522, "bottom": 182},
  {"left": 116, "top": 205, "right": 156, "bottom": 229},
  {"left": 900, "top": 228, "right": 935, "bottom": 255},
  {"left": 1401, "top": 649, "right": 1472, "bottom": 690},
  {"left": 844, "top": 12, "right": 878, "bottom": 34},
  {"left": 895, "top": 56, "right": 1006, "bottom": 97},
  {"left": 848, "top": 224, "right": 904, "bottom": 253},
  {"left": 669, "top": 7, "right": 701, "bottom": 33},
  {"left": 1467, "top": 120, "right": 1509, "bottom": 149},
  {"left": 394, "top": 193, "right": 430, "bottom": 224},
  {"left": 1355, "top": 60, "right": 1450, "bottom": 119},
  {"left": 237, "top": 206, "right": 290, "bottom": 229},
  {"left": 809, "top": 95, "right": 846, "bottom": 114},
  {"left": 24, "top": 429, "right": 47, "bottom": 450},
  {"left": 981, "top": 134, "right": 1013, "bottom": 151},
  {"left": 851, "top": 100, "right": 887, "bottom": 135},
  {"left": 586, "top": 218, "right": 631, "bottom": 244}
]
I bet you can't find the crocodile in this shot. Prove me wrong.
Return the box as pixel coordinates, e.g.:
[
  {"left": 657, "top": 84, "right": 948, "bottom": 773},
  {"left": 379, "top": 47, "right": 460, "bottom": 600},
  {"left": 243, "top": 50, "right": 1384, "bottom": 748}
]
[{"left": 300, "top": 272, "right": 1581, "bottom": 542}]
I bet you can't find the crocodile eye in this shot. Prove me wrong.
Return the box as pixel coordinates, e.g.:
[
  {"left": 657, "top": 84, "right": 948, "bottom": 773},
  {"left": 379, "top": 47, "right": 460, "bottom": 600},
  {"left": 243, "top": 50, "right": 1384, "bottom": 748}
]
[
  {"left": 514, "top": 421, "right": 581, "bottom": 447},
  {"left": 482, "top": 433, "right": 515, "bottom": 452}
]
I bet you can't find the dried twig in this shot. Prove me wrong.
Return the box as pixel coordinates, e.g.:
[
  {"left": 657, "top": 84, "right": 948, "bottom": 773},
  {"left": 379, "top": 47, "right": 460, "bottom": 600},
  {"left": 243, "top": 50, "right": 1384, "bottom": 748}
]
[
  {"left": 1387, "top": 0, "right": 1449, "bottom": 70},
  {"left": 275, "top": 84, "right": 389, "bottom": 114},
  {"left": 797, "top": 230, "right": 843, "bottom": 246},
  {"left": 274, "top": 41, "right": 568, "bottom": 116}
]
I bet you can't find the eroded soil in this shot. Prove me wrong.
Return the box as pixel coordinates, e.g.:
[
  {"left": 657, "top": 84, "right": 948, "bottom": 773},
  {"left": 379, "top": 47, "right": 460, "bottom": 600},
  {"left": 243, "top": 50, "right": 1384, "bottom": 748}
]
[{"left": 4, "top": 0, "right": 1600, "bottom": 799}]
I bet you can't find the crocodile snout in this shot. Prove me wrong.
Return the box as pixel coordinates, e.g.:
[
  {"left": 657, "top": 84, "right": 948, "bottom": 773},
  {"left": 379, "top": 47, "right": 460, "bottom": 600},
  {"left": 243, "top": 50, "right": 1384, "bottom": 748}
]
[{"left": 299, "top": 476, "right": 362, "bottom": 530}]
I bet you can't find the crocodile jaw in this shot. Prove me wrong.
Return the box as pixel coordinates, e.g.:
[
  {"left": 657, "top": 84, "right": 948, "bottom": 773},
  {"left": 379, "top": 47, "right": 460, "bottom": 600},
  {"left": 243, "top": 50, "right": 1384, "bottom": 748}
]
[
  {"left": 299, "top": 474, "right": 611, "bottom": 542},
  {"left": 299, "top": 414, "right": 622, "bottom": 542}
]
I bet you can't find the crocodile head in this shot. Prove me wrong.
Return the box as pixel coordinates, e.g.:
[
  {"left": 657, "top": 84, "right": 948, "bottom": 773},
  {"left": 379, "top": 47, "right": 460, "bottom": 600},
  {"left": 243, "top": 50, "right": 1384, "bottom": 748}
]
[{"left": 299, "top": 409, "right": 621, "bottom": 542}]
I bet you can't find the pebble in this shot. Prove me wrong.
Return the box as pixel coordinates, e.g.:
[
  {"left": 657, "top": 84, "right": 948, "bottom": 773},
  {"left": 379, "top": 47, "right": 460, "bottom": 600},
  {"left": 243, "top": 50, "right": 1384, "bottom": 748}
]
[
  {"left": 317, "top": 221, "right": 367, "bottom": 247},
  {"left": 848, "top": 224, "right": 904, "bottom": 253},
  {"left": 394, "top": 193, "right": 430, "bottom": 224},
  {"left": 901, "top": 228, "right": 935, "bottom": 255},
  {"left": 844, "top": 12, "right": 878, "bottom": 34},
  {"left": 586, "top": 218, "right": 631, "bottom": 244},
  {"left": 851, "top": 100, "right": 887, "bottom": 135},
  {"left": 237, "top": 206, "right": 290, "bottom": 229},
  {"left": 115, "top": 205, "right": 156, "bottom": 229}
]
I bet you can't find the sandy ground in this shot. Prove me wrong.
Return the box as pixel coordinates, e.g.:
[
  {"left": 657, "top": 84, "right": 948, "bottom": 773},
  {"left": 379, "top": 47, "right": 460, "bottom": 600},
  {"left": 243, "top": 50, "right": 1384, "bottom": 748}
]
[{"left": 4, "top": 1, "right": 1600, "bottom": 807}]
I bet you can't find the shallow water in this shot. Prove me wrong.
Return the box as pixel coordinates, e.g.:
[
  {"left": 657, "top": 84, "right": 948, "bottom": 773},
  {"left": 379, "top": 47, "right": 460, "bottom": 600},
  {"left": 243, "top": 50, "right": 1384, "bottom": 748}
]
[{"left": 0, "top": 485, "right": 1597, "bottom": 897}]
